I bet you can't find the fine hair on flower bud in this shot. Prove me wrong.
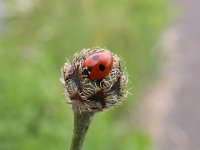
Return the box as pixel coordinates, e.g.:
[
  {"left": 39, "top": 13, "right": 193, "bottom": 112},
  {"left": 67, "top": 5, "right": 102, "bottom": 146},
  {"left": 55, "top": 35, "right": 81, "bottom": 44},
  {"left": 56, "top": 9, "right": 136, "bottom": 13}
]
[{"left": 61, "top": 48, "right": 128, "bottom": 112}]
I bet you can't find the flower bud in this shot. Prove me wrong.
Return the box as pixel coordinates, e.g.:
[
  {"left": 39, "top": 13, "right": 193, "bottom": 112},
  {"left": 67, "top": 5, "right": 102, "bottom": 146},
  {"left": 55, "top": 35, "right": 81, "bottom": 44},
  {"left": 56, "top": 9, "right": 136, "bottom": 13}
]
[{"left": 61, "top": 48, "right": 128, "bottom": 112}]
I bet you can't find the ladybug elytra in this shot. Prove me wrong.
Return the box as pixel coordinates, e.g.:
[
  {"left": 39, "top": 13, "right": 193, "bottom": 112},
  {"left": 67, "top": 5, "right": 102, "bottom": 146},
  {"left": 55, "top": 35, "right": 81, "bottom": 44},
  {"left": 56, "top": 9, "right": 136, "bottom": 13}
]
[{"left": 82, "top": 52, "right": 113, "bottom": 81}]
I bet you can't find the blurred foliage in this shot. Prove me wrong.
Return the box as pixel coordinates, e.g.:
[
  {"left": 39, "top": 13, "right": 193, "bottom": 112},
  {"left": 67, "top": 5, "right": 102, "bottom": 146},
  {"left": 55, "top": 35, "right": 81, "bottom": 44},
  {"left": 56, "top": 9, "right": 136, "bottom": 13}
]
[{"left": 0, "top": 0, "right": 170, "bottom": 150}]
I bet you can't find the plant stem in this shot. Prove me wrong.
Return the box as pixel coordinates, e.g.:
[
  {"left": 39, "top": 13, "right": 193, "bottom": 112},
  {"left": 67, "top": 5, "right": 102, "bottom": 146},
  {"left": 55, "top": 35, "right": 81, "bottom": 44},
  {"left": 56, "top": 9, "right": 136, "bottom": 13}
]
[{"left": 70, "top": 107, "right": 95, "bottom": 150}]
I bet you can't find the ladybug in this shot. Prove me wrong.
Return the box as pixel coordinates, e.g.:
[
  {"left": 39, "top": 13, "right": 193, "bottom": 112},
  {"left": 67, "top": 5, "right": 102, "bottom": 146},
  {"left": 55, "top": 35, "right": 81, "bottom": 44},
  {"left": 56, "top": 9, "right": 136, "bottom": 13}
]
[{"left": 82, "top": 52, "right": 113, "bottom": 81}]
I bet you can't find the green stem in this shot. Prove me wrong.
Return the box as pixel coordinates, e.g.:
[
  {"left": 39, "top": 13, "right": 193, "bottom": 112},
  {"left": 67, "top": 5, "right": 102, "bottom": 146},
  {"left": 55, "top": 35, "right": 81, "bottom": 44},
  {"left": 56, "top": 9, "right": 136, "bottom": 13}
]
[{"left": 70, "top": 107, "right": 95, "bottom": 150}]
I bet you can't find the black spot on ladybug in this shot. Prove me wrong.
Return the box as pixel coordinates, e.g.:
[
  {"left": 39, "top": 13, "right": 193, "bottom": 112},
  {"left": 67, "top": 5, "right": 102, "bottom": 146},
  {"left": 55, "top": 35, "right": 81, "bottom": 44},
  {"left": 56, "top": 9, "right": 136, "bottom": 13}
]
[
  {"left": 99, "top": 64, "right": 105, "bottom": 71},
  {"left": 92, "top": 55, "right": 99, "bottom": 61}
]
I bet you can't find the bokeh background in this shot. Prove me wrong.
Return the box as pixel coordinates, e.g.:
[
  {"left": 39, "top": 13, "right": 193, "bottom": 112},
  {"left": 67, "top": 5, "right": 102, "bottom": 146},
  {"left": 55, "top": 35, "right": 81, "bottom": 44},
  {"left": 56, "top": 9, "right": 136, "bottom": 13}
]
[{"left": 0, "top": 0, "right": 172, "bottom": 150}]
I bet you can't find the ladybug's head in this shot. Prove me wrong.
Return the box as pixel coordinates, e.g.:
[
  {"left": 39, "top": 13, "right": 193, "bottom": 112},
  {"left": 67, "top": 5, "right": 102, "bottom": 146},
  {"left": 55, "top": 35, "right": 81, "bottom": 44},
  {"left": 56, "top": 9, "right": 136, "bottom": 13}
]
[{"left": 82, "top": 66, "right": 92, "bottom": 76}]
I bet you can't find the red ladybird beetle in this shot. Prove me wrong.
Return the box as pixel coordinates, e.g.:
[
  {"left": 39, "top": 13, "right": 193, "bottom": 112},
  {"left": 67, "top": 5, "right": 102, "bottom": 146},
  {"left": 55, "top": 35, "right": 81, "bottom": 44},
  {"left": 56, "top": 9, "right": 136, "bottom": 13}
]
[{"left": 82, "top": 52, "right": 113, "bottom": 81}]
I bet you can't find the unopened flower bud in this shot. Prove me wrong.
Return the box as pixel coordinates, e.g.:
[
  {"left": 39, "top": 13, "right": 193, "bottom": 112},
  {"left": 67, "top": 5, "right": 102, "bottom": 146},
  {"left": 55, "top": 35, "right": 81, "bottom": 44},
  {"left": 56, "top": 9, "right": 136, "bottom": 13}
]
[{"left": 61, "top": 48, "right": 128, "bottom": 112}]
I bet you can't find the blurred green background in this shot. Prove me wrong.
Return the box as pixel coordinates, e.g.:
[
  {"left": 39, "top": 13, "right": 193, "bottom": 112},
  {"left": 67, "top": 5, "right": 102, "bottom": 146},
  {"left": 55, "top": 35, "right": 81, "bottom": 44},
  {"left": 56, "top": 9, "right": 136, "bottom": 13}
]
[{"left": 0, "top": 0, "right": 170, "bottom": 150}]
